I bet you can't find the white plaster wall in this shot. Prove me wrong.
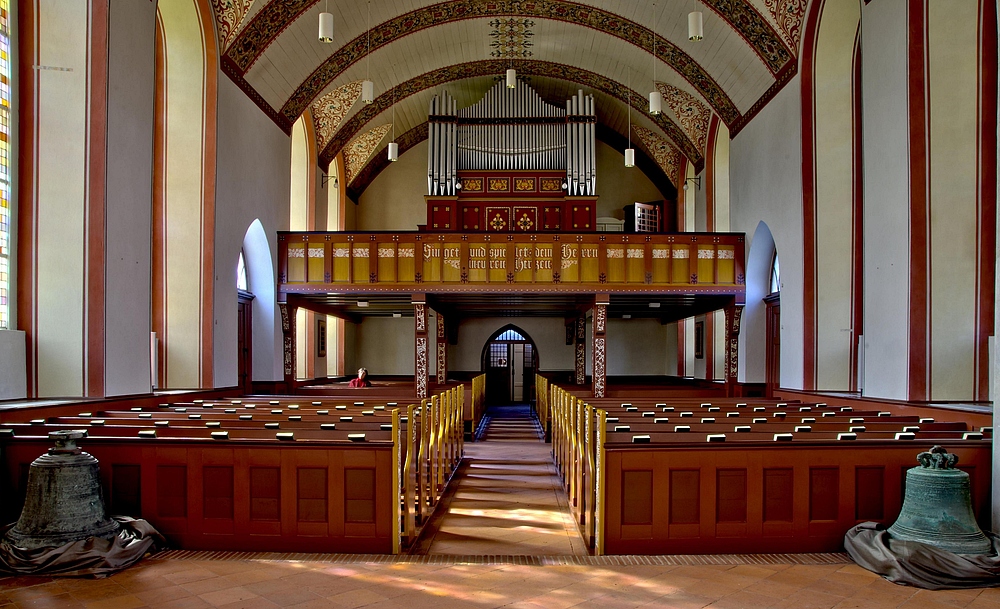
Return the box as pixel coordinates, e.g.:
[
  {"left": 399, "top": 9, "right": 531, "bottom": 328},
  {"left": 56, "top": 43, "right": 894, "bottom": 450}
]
[
  {"left": 927, "top": 0, "right": 979, "bottom": 399},
  {"left": 606, "top": 318, "right": 668, "bottom": 375},
  {"left": 34, "top": 0, "right": 88, "bottom": 396},
  {"left": 356, "top": 140, "right": 428, "bottom": 231},
  {"left": 0, "top": 331, "right": 26, "bottom": 399},
  {"left": 355, "top": 317, "right": 415, "bottom": 375},
  {"left": 104, "top": 0, "right": 155, "bottom": 396},
  {"left": 595, "top": 141, "right": 664, "bottom": 220},
  {"left": 861, "top": 1, "right": 910, "bottom": 399},
  {"left": 730, "top": 77, "right": 804, "bottom": 388},
  {"left": 213, "top": 76, "right": 290, "bottom": 387},
  {"left": 451, "top": 317, "right": 574, "bottom": 372},
  {"left": 814, "top": 0, "right": 860, "bottom": 391}
]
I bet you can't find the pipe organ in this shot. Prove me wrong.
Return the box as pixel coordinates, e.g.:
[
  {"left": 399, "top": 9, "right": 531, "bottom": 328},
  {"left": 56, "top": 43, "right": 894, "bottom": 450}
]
[{"left": 425, "top": 80, "right": 598, "bottom": 233}]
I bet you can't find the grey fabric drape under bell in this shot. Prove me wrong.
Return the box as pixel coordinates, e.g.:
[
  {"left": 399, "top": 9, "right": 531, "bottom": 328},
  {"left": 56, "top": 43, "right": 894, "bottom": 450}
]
[
  {"left": 0, "top": 516, "right": 164, "bottom": 578},
  {"left": 845, "top": 522, "right": 1000, "bottom": 589}
]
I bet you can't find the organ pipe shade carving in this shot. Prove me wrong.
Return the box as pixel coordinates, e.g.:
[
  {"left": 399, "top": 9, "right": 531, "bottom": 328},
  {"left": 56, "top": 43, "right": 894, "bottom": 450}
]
[{"left": 426, "top": 81, "right": 596, "bottom": 196}]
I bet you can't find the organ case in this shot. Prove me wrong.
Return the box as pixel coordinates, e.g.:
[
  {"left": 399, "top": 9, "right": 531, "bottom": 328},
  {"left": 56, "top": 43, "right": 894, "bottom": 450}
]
[{"left": 424, "top": 80, "right": 597, "bottom": 232}]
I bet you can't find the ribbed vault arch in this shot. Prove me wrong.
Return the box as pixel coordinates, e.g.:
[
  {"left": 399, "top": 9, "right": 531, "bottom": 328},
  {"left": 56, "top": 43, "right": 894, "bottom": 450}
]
[{"left": 319, "top": 60, "right": 704, "bottom": 170}]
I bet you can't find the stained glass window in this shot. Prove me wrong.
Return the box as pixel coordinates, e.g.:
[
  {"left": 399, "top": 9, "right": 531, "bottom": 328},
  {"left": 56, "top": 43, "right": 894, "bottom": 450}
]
[{"left": 0, "top": 0, "right": 10, "bottom": 329}]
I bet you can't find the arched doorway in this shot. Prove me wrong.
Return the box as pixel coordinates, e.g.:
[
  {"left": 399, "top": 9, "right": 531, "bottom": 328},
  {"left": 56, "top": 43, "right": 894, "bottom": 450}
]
[{"left": 481, "top": 325, "right": 539, "bottom": 406}]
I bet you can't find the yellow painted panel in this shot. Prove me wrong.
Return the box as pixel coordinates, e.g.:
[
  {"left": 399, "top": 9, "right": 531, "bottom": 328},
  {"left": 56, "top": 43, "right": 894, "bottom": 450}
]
[
  {"left": 287, "top": 243, "right": 305, "bottom": 282},
  {"left": 605, "top": 246, "right": 624, "bottom": 283},
  {"left": 512, "top": 244, "right": 532, "bottom": 282},
  {"left": 443, "top": 243, "right": 461, "bottom": 282},
  {"left": 652, "top": 246, "right": 669, "bottom": 283},
  {"left": 717, "top": 247, "right": 735, "bottom": 283},
  {"left": 307, "top": 245, "right": 325, "bottom": 282},
  {"left": 581, "top": 245, "right": 599, "bottom": 282},
  {"left": 398, "top": 245, "right": 415, "bottom": 282},
  {"left": 697, "top": 248, "right": 714, "bottom": 285},
  {"left": 377, "top": 244, "right": 396, "bottom": 283},
  {"left": 489, "top": 245, "right": 507, "bottom": 282},
  {"left": 535, "top": 244, "right": 553, "bottom": 282},
  {"left": 672, "top": 246, "right": 690, "bottom": 283},
  {"left": 422, "top": 243, "right": 441, "bottom": 282},
  {"left": 468, "top": 242, "right": 488, "bottom": 282},
  {"left": 352, "top": 246, "right": 370, "bottom": 283},
  {"left": 626, "top": 247, "right": 645, "bottom": 283},
  {"left": 333, "top": 243, "right": 350, "bottom": 282},
  {"left": 561, "top": 243, "right": 579, "bottom": 282}
]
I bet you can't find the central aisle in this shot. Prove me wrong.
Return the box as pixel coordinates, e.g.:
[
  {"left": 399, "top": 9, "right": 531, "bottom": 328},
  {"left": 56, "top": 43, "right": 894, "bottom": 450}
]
[{"left": 412, "top": 405, "right": 589, "bottom": 556}]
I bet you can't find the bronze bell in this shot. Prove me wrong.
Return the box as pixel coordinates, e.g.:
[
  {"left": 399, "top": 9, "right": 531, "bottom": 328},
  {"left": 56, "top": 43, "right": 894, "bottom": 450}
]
[
  {"left": 887, "top": 445, "right": 991, "bottom": 555},
  {"left": 5, "top": 430, "right": 120, "bottom": 550}
]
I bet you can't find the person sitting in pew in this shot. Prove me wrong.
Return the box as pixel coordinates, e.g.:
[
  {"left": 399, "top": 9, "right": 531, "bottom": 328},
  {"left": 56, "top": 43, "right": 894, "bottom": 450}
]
[{"left": 348, "top": 367, "right": 372, "bottom": 388}]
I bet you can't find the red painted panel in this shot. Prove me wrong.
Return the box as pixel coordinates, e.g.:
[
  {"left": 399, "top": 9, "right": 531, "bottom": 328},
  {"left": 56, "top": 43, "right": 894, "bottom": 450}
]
[
  {"left": 111, "top": 464, "right": 141, "bottom": 517},
  {"left": 716, "top": 469, "right": 747, "bottom": 523},
  {"left": 809, "top": 468, "right": 838, "bottom": 521},
  {"left": 250, "top": 467, "right": 281, "bottom": 521},
  {"left": 621, "top": 470, "right": 653, "bottom": 525},
  {"left": 345, "top": 468, "right": 376, "bottom": 524},
  {"left": 157, "top": 465, "right": 187, "bottom": 518},
  {"left": 297, "top": 468, "right": 328, "bottom": 523},
  {"left": 460, "top": 205, "right": 482, "bottom": 231},
  {"left": 203, "top": 466, "right": 234, "bottom": 520},
  {"left": 763, "top": 468, "right": 793, "bottom": 523},
  {"left": 855, "top": 467, "right": 884, "bottom": 521},
  {"left": 542, "top": 206, "right": 562, "bottom": 231},
  {"left": 669, "top": 470, "right": 700, "bottom": 524}
]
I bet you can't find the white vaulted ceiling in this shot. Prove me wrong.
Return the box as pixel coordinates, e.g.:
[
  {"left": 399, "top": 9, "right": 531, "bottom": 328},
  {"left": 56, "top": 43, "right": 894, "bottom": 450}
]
[{"left": 210, "top": 0, "right": 807, "bottom": 192}]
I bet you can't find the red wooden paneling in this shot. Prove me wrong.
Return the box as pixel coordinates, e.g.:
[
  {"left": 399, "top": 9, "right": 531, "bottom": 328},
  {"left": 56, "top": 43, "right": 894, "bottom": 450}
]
[
  {"left": 1, "top": 441, "right": 395, "bottom": 553},
  {"left": 602, "top": 444, "right": 992, "bottom": 554},
  {"left": 621, "top": 470, "right": 652, "bottom": 525}
]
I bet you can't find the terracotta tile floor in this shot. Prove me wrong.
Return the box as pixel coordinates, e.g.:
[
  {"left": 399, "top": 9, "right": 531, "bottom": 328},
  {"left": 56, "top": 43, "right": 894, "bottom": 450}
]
[
  {"left": 411, "top": 406, "right": 588, "bottom": 556},
  {"left": 2, "top": 407, "right": 998, "bottom": 608}
]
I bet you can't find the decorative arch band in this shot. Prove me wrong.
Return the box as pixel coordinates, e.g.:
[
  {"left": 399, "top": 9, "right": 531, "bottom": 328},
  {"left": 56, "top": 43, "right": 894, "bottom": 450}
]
[
  {"left": 319, "top": 60, "right": 704, "bottom": 171},
  {"left": 222, "top": 1, "right": 793, "bottom": 129}
]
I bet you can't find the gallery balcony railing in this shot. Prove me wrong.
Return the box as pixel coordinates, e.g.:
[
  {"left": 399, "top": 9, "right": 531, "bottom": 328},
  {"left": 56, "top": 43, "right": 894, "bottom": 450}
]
[{"left": 277, "top": 232, "right": 746, "bottom": 294}]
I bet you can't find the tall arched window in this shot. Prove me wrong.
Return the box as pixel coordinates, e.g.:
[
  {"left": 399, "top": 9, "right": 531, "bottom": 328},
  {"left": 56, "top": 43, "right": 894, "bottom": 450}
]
[
  {"left": 769, "top": 250, "right": 780, "bottom": 294},
  {"left": 0, "top": 0, "right": 12, "bottom": 330},
  {"left": 236, "top": 250, "right": 249, "bottom": 292}
]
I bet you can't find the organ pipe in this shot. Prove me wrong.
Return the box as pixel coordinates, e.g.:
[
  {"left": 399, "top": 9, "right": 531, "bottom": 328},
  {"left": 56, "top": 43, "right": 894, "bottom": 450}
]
[{"left": 426, "top": 79, "right": 594, "bottom": 188}]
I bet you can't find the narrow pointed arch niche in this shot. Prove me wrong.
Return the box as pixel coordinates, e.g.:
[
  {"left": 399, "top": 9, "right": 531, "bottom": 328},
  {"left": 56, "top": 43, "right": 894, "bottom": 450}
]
[{"left": 480, "top": 324, "right": 539, "bottom": 407}]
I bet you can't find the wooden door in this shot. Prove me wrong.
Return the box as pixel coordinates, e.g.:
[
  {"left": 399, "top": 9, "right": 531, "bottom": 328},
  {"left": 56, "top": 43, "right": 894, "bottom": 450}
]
[
  {"left": 764, "top": 294, "right": 780, "bottom": 398},
  {"left": 237, "top": 297, "right": 253, "bottom": 395},
  {"left": 485, "top": 343, "right": 512, "bottom": 405}
]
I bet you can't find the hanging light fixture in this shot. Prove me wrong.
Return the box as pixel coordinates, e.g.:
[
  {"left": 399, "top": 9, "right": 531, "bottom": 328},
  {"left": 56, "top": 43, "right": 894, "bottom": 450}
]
[
  {"left": 506, "top": 68, "right": 517, "bottom": 89},
  {"left": 688, "top": 11, "right": 704, "bottom": 41},
  {"left": 388, "top": 85, "right": 398, "bottom": 162},
  {"left": 625, "top": 67, "right": 635, "bottom": 168},
  {"left": 361, "top": 0, "right": 374, "bottom": 103},
  {"left": 649, "top": 3, "right": 661, "bottom": 115},
  {"left": 318, "top": 0, "right": 334, "bottom": 43}
]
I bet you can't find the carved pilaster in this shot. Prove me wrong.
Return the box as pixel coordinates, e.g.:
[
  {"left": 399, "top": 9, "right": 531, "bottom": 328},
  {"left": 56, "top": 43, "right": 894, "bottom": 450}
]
[
  {"left": 414, "top": 300, "right": 428, "bottom": 398},
  {"left": 574, "top": 316, "right": 586, "bottom": 385},
  {"left": 436, "top": 311, "right": 447, "bottom": 385},
  {"left": 593, "top": 299, "right": 608, "bottom": 398},
  {"left": 279, "top": 303, "right": 296, "bottom": 387},
  {"left": 724, "top": 303, "right": 744, "bottom": 396}
]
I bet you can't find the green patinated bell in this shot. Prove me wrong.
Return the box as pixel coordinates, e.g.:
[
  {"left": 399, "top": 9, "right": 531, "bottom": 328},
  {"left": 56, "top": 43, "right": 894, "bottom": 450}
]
[
  {"left": 5, "top": 430, "right": 120, "bottom": 550},
  {"left": 887, "top": 445, "right": 991, "bottom": 555}
]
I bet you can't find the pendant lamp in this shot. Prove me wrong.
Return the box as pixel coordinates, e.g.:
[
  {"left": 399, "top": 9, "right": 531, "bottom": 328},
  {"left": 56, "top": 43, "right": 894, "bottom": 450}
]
[
  {"left": 318, "top": 1, "right": 333, "bottom": 43},
  {"left": 362, "top": 1, "right": 374, "bottom": 103},
  {"left": 649, "top": 3, "right": 660, "bottom": 115},
  {"left": 506, "top": 68, "right": 517, "bottom": 88},
  {"left": 625, "top": 67, "right": 635, "bottom": 168},
  {"left": 688, "top": 12, "right": 704, "bottom": 41}
]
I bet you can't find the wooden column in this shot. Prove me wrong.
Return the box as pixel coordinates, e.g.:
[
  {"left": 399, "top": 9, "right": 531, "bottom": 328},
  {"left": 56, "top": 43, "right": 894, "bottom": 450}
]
[
  {"left": 724, "top": 301, "right": 745, "bottom": 397},
  {"left": 414, "top": 295, "right": 428, "bottom": 398},
  {"left": 574, "top": 316, "right": 587, "bottom": 385},
  {"left": 592, "top": 295, "right": 609, "bottom": 398},
  {"left": 279, "top": 302, "right": 297, "bottom": 389},
  {"left": 436, "top": 311, "right": 447, "bottom": 385}
]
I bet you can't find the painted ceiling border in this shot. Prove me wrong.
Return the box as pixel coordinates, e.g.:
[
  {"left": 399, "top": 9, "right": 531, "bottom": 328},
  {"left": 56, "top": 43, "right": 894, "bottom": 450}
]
[{"left": 318, "top": 60, "right": 704, "bottom": 172}]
